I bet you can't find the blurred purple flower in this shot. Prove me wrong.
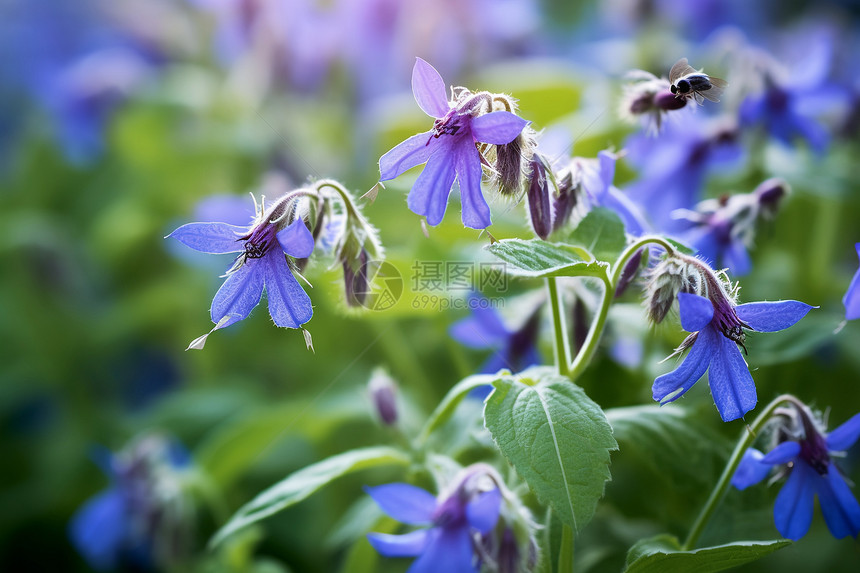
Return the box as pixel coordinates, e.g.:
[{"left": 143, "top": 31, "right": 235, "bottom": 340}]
[
  {"left": 654, "top": 292, "right": 812, "bottom": 422},
  {"left": 366, "top": 475, "right": 501, "bottom": 573},
  {"left": 169, "top": 192, "right": 314, "bottom": 349},
  {"left": 578, "top": 150, "right": 650, "bottom": 236},
  {"left": 732, "top": 408, "right": 860, "bottom": 541},
  {"left": 845, "top": 243, "right": 860, "bottom": 321},
  {"left": 626, "top": 118, "right": 742, "bottom": 233},
  {"left": 673, "top": 178, "right": 789, "bottom": 275},
  {"left": 739, "top": 31, "right": 844, "bottom": 154},
  {"left": 378, "top": 58, "right": 528, "bottom": 229},
  {"left": 450, "top": 294, "right": 541, "bottom": 376},
  {"left": 0, "top": 0, "right": 153, "bottom": 163},
  {"left": 69, "top": 436, "right": 193, "bottom": 571}
]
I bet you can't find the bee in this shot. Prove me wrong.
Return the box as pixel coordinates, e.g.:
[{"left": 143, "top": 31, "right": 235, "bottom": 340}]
[{"left": 669, "top": 58, "right": 727, "bottom": 105}]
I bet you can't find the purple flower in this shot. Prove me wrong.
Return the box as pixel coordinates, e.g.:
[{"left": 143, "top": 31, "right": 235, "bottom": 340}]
[
  {"left": 654, "top": 291, "right": 813, "bottom": 422},
  {"left": 732, "top": 408, "right": 860, "bottom": 541},
  {"left": 449, "top": 294, "right": 541, "bottom": 376},
  {"left": 69, "top": 436, "right": 193, "bottom": 571},
  {"left": 578, "top": 150, "right": 650, "bottom": 236},
  {"left": 366, "top": 477, "right": 501, "bottom": 573},
  {"left": 626, "top": 118, "right": 742, "bottom": 233},
  {"left": 169, "top": 192, "right": 314, "bottom": 348},
  {"left": 378, "top": 58, "right": 529, "bottom": 229},
  {"left": 845, "top": 243, "right": 860, "bottom": 321},
  {"left": 673, "top": 178, "right": 790, "bottom": 275}
]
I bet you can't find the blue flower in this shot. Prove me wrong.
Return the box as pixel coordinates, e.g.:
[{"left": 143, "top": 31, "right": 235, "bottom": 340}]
[
  {"left": 653, "top": 291, "right": 813, "bottom": 422},
  {"left": 169, "top": 192, "right": 314, "bottom": 349},
  {"left": 673, "top": 178, "right": 789, "bottom": 276},
  {"left": 378, "top": 58, "right": 529, "bottom": 229},
  {"left": 739, "top": 31, "right": 843, "bottom": 154},
  {"left": 844, "top": 243, "right": 860, "bottom": 321},
  {"left": 626, "top": 119, "right": 742, "bottom": 233},
  {"left": 578, "top": 150, "right": 650, "bottom": 236},
  {"left": 366, "top": 479, "right": 501, "bottom": 573},
  {"left": 732, "top": 408, "right": 860, "bottom": 541},
  {"left": 450, "top": 294, "right": 541, "bottom": 376},
  {"left": 69, "top": 436, "right": 193, "bottom": 571}
]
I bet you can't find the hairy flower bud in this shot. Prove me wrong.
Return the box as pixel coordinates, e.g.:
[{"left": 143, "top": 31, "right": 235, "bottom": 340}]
[
  {"left": 525, "top": 153, "right": 554, "bottom": 239},
  {"left": 367, "top": 369, "right": 398, "bottom": 426}
]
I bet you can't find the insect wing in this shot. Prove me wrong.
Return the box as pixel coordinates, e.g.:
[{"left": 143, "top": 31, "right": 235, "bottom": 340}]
[
  {"left": 700, "top": 77, "right": 727, "bottom": 102},
  {"left": 669, "top": 58, "right": 697, "bottom": 84},
  {"left": 693, "top": 92, "right": 705, "bottom": 105}
]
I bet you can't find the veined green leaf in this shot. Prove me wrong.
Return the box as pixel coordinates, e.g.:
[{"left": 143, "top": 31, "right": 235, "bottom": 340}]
[
  {"left": 486, "top": 239, "right": 608, "bottom": 279},
  {"left": 568, "top": 207, "right": 626, "bottom": 262},
  {"left": 624, "top": 534, "right": 791, "bottom": 572},
  {"left": 484, "top": 367, "right": 617, "bottom": 531},
  {"left": 210, "top": 446, "right": 410, "bottom": 548}
]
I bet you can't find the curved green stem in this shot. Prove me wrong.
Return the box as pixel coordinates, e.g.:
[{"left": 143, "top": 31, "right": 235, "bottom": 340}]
[
  {"left": 567, "top": 235, "right": 678, "bottom": 380},
  {"left": 567, "top": 270, "right": 612, "bottom": 381},
  {"left": 681, "top": 394, "right": 801, "bottom": 550},
  {"left": 314, "top": 179, "right": 360, "bottom": 218},
  {"left": 546, "top": 277, "right": 571, "bottom": 377}
]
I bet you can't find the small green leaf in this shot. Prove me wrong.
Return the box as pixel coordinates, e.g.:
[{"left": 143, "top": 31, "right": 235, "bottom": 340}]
[
  {"left": 624, "top": 534, "right": 791, "bottom": 573},
  {"left": 568, "top": 208, "right": 627, "bottom": 261},
  {"left": 663, "top": 237, "right": 696, "bottom": 256},
  {"left": 210, "top": 446, "right": 410, "bottom": 548},
  {"left": 484, "top": 367, "right": 617, "bottom": 531},
  {"left": 486, "top": 239, "right": 608, "bottom": 279}
]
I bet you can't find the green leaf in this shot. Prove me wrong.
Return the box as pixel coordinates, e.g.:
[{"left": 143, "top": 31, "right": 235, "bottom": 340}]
[
  {"left": 486, "top": 239, "right": 608, "bottom": 279},
  {"left": 605, "top": 405, "right": 730, "bottom": 486},
  {"left": 417, "top": 371, "right": 506, "bottom": 444},
  {"left": 624, "top": 534, "right": 791, "bottom": 573},
  {"left": 210, "top": 446, "right": 411, "bottom": 548},
  {"left": 663, "top": 237, "right": 696, "bottom": 256},
  {"left": 568, "top": 208, "right": 627, "bottom": 261},
  {"left": 484, "top": 367, "right": 617, "bottom": 531}
]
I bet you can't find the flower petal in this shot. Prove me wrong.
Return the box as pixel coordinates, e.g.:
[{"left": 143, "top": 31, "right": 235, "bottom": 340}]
[
  {"left": 761, "top": 440, "right": 801, "bottom": 465},
  {"left": 708, "top": 336, "right": 757, "bottom": 422},
  {"left": 723, "top": 240, "right": 752, "bottom": 276},
  {"left": 455, "top": 141, "right": 491, "bottom": 229},
  {"left": 408, "top": 526, "right": 476, "bottom": 573},
  {"left": 470, "top": 111, "right": 529, "bottom": 145},
  {"left": 211, "top": 259, "right": 265, "bottom": 327},
  {"left": 677, "top": 292, "right": 715, "bottom": 333},
  {"left": 69, "top": 488, "right": 127, "bottom": 572},
  {"left": 466, "top": 489, "right": 501, "bottom": 533},
  {"left": 364, "top": 483, "right": 436, "bottom": 525},
  {"left": 734, "top": 300, "right": 814, "bottom": 332},
  {"left": 276, "top": 219, "right": 314, "bottom": 259},
  {"left": 367, "top": 529, "right": 429, "bottom": 557},
  {"left": 774, "top": 463, "right": 816, "bottom": 541},
  {"left": 379, "top": 131, "right": 440, "bottom": 181},
  {"left": 449, "top": 297, "right": 509, "bottom": 349},
  {"left": 652, "top": 327, "right": 715, "bottom": 404},
  {"left": 407, "top": 145, "right": 457, "bottom": 226},
  {"left": 412, "top": 58, "right": 449, "bottom": 118},
  {"left": 826, "top": 412, "right": 860, "bottom": 452},
  {"left": 263, "top": 252, "right": 312, "bottom": 328},
  {"left": 168, "top": 222, "right": 246, "bottom": 254},
  {"left": 816, "top": 466, "right": 860, "bottom": 539},
  {"left": 844, "top": 243, "right": 860, "bottom": 321},
  {"left": 731, "top": 448, "right": 773, "bottom": 490}
]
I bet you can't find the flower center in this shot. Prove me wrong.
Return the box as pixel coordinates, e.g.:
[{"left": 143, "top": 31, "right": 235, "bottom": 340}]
[
  {"left": 426, "top": 111, "right": 465, "bottom": 145},
  {"left": 240, "top": 222, "right": 278, "bottom": 259},
  {"left": 797, "top": 410, "right": 830, "bottom": 475}
]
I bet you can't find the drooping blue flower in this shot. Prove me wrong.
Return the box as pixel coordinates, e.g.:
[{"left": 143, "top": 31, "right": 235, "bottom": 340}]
[
  {"left": 672, "top": 178, "right": 790, "bottom": 275},
  {"left": 378, "top": 57, "right": 529, "bottom": 229},
  {"left": 732, "top": 408, "right": 860, "bottom": 541},
  {"left": 654, "top": 291, "right": 813, "bottom": 422},
  {"left": 626, "top": 118, "right": 743, "bottom": 233},
  {"left": 450, "top": 294, "right": 541, "bottom": 376},
  {"left": 169, "top": 192, "right": 314, "bottom": 348},
  {"left": 69, "top": 436, "right": 194, "bottom": 571},
  {"left": 366, "top": 474, "right": 501, "bottom": 573},
  {"left": 844, "top": 243, "right": 860, "bottom": 321}
]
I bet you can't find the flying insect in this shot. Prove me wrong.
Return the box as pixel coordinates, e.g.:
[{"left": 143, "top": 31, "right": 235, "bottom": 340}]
[{"left": 669, "top": 58, "right": 727, "bottom": 105}]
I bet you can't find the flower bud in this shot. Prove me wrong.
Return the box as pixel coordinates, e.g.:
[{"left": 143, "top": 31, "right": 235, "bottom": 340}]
[
  {"left": 551, "top": 168, "right": 579, "bottom": 233},
  {"left": 655, "top": 89, "right": 687, "bottom": 111},
  {"left": 367, "top": 369, "right": 398, "bottom": 426},
  {"left": 343, "top": 247, "right": 370, "bottom": 307},
  {"left": 525, "top": 153, "right": 553, "bottom": 239}
]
